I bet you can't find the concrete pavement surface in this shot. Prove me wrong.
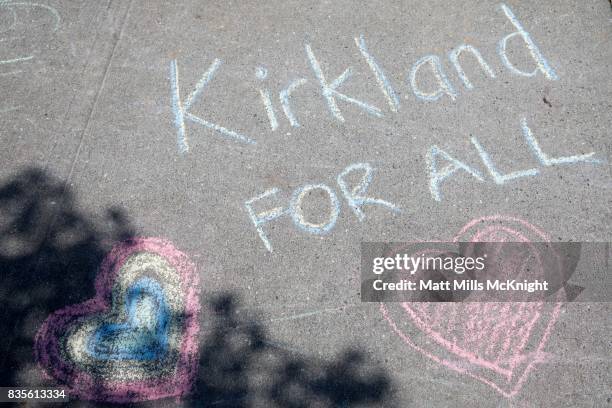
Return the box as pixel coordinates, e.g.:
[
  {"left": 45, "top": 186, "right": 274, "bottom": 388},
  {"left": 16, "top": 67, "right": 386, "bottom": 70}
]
[{"left": 0, "top": 0, "right": 610, "bottom": 406}]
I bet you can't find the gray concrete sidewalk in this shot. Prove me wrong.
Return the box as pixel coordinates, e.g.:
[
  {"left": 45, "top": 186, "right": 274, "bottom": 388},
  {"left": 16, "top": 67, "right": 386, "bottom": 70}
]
[{"left": 0, "top": 0, "right": 610, "bottom": 406}]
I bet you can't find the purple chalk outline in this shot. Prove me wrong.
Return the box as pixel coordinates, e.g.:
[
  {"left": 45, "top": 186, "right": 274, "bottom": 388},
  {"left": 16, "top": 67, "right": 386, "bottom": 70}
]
[
  {"left": 380, "top": 215, "right": 563, "bottom": 398},
  {"left": 34, "top": 237, "right": 201, "bottom": 403}
]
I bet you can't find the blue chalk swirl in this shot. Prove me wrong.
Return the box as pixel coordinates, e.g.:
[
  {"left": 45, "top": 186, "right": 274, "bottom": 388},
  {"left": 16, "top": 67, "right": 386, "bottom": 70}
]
[{"left": 86, "top": 277, "right": 169, "bottom": 361}]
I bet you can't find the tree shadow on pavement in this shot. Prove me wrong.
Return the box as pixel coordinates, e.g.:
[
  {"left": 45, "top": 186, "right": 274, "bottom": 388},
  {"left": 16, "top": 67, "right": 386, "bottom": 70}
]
[
  {"left": 188, "top": 294, "right": 396, "bottom": 408},
  {"left": 0, "top": 168, "right": 397, "bottom": 407},
  {"left": 0, "top": 167, "right": 134, "bottom": 391}
]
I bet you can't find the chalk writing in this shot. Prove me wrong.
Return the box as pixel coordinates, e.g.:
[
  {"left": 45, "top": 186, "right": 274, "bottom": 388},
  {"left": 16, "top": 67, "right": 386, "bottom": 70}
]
[
  {"left": 279, "top": 77, "right": 307, "bottom": 127},
  {"left": 0, "top": 2, "right": 61, "bottom": 32},
  {"left": 497, "top": 4, "right": 559, "bottom": 80},
  {"left": 355, "top": 34, "right": 400, "bottom": 112},
  {"left": 428, "top": 117, "right": 601, "bottom": 200},
  {"left": 0, "top": 2, "right": 61, "bottom": 69},
  {"left": 170, "top": 4, "right": 562, "bottom": 149},
  {"left": 0, "top": 104, "right": 22, "bottom": 113},
  {"left": 245, "top": 163, "right": 399, "bottom": 252},
  {"left": 256, "top": 66, "right": 279, "bottom": 131},
  {"left": 427, "top": 145, "right": 486, "bottom": 202},
  {"left": 305, "top": 43, "right": 383, "bottom": 121},
  {"left": 35, "top": 238, "right": 201, "bottom": 403},
  {"left": 409, "top": 55, "right": 458, "bottom": 102},
  {"left": 169, "top": 59, "right": 255, "bottom": 153},
  {"left": 337, "top": 162, "right": 400, "bottom": 221},
  {"left": 470, "top": 136, "right": 540, "bottom": 185},
  {"left": 448, "top": 44, "right": 497, "bottom": 90},
  {"left": 381, "top": 215, "right": 563, "bottom": 398},
  {"left": 290, "top": 183, "right": 340, "bottom": 235},
  {"left": 245, "top": 188, "right": 287, "bottom": 253},
  {"left": 164, "top": 3, "right": 605, "bottom": 255},
  {"left": 521, "top": 118, "right": 601, "bottom": 166},
  {"left": 244, "top": 112, "right": 602, "bottom": 250},
  {"left": 0, "top": 54, "right": 32, "bottom": 65}
]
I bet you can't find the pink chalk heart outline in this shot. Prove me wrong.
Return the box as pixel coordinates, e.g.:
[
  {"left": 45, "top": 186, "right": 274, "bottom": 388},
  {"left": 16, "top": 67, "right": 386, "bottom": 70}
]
[
  {"left": 34, "top": 237, "right": 201, "bottom": 403},
  {"left": 381, "top": 216, "right": 563, "bottom": 398}
]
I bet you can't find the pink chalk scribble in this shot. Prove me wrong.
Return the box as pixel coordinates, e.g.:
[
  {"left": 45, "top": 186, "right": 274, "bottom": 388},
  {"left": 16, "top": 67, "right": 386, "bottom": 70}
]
[
  {"left": 381, "top": 215, "right": 563, "bottom": 398},
  {"left": 34, "top": 237, "right": 201, "bottom": 403}
]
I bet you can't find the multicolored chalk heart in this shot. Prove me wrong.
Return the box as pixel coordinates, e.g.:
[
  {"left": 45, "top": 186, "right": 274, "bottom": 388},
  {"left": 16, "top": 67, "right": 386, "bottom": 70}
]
[
  {"left": 34, "top": 237, "right": 200, "bottom": 403},
  {"left": 381, "top": 216, "right": 563, "bottom": 398}
]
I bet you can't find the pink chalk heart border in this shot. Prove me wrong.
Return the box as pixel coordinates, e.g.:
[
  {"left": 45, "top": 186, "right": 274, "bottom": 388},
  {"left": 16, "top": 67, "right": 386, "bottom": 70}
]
[
  {"left": 381, "top": 216, "right": 563, "bottom": 398},
  {"left": 34, "top": 237, "right": 201, "bottom": 403}
]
